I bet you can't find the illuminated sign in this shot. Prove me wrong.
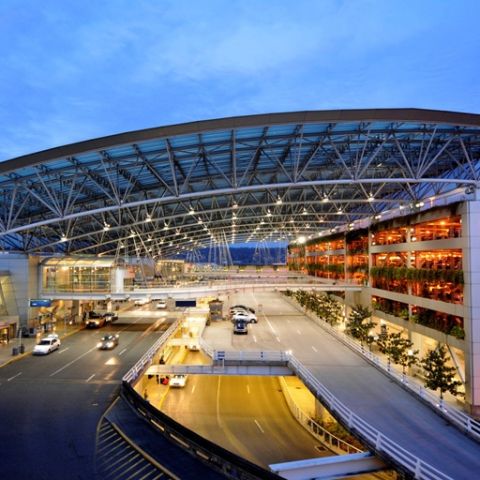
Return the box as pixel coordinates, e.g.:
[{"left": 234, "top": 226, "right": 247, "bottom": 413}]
[{"left": 29, "top": 299, "right": 52, "bottom": 307}]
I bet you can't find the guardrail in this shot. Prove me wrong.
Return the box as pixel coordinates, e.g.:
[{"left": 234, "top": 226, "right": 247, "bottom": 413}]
[
  {"left": 212, "top": 350, "right": 289, "bottom": 363},
  {"left": 288, "top": 354, "right": 453, "bottom": 480},
  {"left": 292, "top": 299, "right": 480, "bottom": 443},
  {"left": 122, "top": 318, "right": 182, "bottom": 384},
  {"left": 278, "top": 376, "right": 363, "bottom": 456},
  {"left": 121, "top": 382, "right": 283, "bottom": 480}
]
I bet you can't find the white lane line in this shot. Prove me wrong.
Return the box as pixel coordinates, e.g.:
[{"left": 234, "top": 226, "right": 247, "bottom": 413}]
[
  {"left": 86, "top": 374, "right": 95, "bottom": 382},
  {"left": 254, "top": 419, "right": 265, "bottom": 434},
  {"left": 253, "top": 335, "right": 257, "bottom": 343},
  {"left": 297, "top": 329, "right": 302, "bottom": 335},
  {"left": 312, "top": 346, "right": 318, "bottom": 353},
  {"left": 7, "top": 372, "right": 22, "bottom": 382},
  {"left": 191, "top": 384, "right": 196, "bottom": 394},
  {"left": 247, "top": 384, "right": 250, "bottom": 394},
  {"left": 50, "top": 346, "right": 98, "bottom": 377},
  {"left": 264, "top": 315, "right": 277, "bottom": 335},
  {"left": 276, "top": 336, "right": 281, "bottom": 343},
  {"left": 119, "top": 348, "right": 127, "bottom": 356},
  {"left": 58, "top": 347, "right": 69, "bottom": 354}
]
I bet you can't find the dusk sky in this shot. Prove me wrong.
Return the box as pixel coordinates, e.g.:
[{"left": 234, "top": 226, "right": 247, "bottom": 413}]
[{"left": 1, "top": 0, "right": 479, "bottom": 161}]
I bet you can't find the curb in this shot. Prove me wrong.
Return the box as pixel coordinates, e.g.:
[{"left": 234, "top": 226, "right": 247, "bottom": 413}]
[{"left": 0, "top": 326, "right": 84, "bottom": 369}]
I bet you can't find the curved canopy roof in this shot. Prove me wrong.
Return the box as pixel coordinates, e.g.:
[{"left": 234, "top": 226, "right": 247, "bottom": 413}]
[{"left": 1, "top": 108, "right": 479, "bottom": 259}]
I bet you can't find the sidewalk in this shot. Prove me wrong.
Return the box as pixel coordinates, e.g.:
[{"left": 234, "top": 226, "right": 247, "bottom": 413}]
[{"left": 0, "top": 323, "right": 83, "bottom": 368}]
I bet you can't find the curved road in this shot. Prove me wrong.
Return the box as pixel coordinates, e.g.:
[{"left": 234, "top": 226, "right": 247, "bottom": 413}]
[{"left": 202, "top": 290, "right": 480, "bottom": 480}]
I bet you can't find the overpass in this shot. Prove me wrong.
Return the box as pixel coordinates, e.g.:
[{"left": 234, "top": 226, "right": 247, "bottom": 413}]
[{"left": 120, "top": 290, "right": 480, "bottom": 480}]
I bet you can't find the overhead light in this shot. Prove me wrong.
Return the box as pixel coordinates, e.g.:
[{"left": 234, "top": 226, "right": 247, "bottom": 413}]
[
  {"left": 415, "top": 201, "right": 425, "bottom": 208},
  {"left": 266, "top": 210, "right": 272, "bottom": 217},
  {"left": 374, "top": 214, "right": 382, "bottom": 220},
  {"left": 322, "top": 197, "right": 329, "bottom": 203},
  {"left": 232, "top": 201, "right": 238, "bottom": 209},
  {"left": 189, "top": 208, "right": 195, "bottom": 215},
  {"left": 145, "top": 216, "right": 152, "bottom": 222},
  {"left": 103, "top": 224, "right": 110, "bottom": 231},
  {"left": 163, "top": 224, "right": 169, "bottom": 231},
  {"left": 297, "top": 236, "right": 306, "bottom": 244},
  {"left": 290, "top": 219, "right": 294, "bottom": 223},
  {"left": 60, "top": 235, "right": 68, "bottom": 242},
  {"left": 337, "top": 209, "right": 343, "bottom": 214},
  {"left": 276, "top": 197, "right": 283, "bottom": 205},
  {"left": 302, "top": 208, "right": 308, "bottom": 215},
  {"left": 367, "top": 194, "right": 375, "bottom": 202}
]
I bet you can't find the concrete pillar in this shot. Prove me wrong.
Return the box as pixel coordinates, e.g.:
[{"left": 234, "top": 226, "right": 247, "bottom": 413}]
[
  {"left": 462, "top": 199, "right": 480, "bottom": 415},
  {"left": 0, "top": 254, "right": 40, "bottom": 327},
  {"left": 113, "top": 267, "right": 125, "bottom": 293}
]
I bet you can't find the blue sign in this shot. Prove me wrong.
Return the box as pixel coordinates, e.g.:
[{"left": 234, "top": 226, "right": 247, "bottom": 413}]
[
  {"left": 175, "top": 300, "right": 196, "bottom": 308},
  {"left": 29, "top": 299, "right": 52, "bottom": 307}
]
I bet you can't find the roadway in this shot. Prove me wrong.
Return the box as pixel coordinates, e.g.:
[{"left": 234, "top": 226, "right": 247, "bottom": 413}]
[
  {"left": 160, "top": 355, "right": 324, "bottom": 466},
  {"left": 200, "top": 290, "right": 480, "bottom": 480},
  {"left": 0, "top": 312, "right": 171, "bottom": 480}
]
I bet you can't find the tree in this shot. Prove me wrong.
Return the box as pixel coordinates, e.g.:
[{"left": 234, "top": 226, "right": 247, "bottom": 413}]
[
  {"left": 377, "top": 331, "right": 417, "bottom": 373},
  {"left": 421, "top": 345, "right": 462, "bottom": 403},
  {"left": 345, "top": 305, "right": 375, "bottom": 346}
]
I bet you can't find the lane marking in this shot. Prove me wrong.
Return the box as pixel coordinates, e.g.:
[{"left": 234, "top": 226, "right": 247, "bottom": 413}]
[
  {"left": 254, "top": 419, "right": 264, "bottom": 434},
  {"left": 58, "top": 347, "right": 69, "bottom": 354},
  {"left": 119, "top": 348, "right": 127, "bottom": 356},
  {"left": 247, "top": 384, "right": 250, "bottom": 394},
  {"left": 86, "top": 374, "right": 95, "bottom": 382},
  {"left": 276, "top": 336, "right": 281, "bottom": 343},
  {"left": 50, "top": 346, "right": 97, "bottom": 377},
  {"left": 191, "top": 384, "right": 196, "bottom": 394},
  {"left": 252, "top": 335, "right": 257, "bottom": 343},
  {"left": 312, "top": 346, "right": 318, "bottom": 353},
  {"left": 7, "top": 372, "right": 22, "bottom": 382}
]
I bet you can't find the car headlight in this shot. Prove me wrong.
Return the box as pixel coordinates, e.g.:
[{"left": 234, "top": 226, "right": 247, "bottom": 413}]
[
  {"left": 106, "top": 342, "right": 114, "bottom": 348},
  {"left": 96, "top": 342, "right": 102, "bottom": 348}
]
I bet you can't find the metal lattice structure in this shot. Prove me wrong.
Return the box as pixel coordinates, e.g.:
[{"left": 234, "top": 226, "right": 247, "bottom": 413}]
[{"left": 0, "top": 108, "right": 479, "bottom": 258}]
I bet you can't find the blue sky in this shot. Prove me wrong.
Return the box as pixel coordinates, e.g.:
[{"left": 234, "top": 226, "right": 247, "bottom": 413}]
[{"left": 0, "top": 0, "right": 479, "bottom": 160}]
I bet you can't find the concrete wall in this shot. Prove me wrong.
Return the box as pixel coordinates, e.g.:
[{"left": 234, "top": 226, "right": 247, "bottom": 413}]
[
  {"left": 0, "top": 254, "right": 40, "bottom": 327},
  {"left": 462, "top": 199, "right": 480, "bottom": 414}
]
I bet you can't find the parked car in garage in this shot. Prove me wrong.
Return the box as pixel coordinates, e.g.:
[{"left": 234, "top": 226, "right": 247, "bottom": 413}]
[{"left": 33, "top": 334, "right": 61, "bottom": 355}]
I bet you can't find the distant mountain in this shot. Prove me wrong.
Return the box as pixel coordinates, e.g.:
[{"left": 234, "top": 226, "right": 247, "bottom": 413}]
[{"left": 179, "top": 245, "right": 286, "bottom": 265}]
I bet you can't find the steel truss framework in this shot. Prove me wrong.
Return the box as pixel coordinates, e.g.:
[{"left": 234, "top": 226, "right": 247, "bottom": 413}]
[{"left": 0, "top": 108, "right": 479, "bottom": 259}]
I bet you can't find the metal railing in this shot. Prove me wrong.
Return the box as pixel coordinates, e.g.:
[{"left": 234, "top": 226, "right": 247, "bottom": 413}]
[
  {"left": 212, "top": 350, "right": 289, "bottom": 362},
  {"left": 122, "top": 318, "right": 182, "bottom": 384},
  {"left": 293, "top": 300, "right": 480, "bottom": 443},
  {"left": 121, "top": 382, "right": 283, "bottom": 480},
  {"left": 288, "top": 355, "right": 453, "bottom": 480},
  {"left": 278, "top": 376, "right": 363, "bottom": 456}
]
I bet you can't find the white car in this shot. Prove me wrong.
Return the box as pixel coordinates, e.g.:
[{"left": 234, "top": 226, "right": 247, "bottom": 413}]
[
  {"left": 231, "top": 311, "right": 257, "bottom": 323},
  {"left": 33, "top": 335, "right": 61, "bottom": 355},
  {"left": 134, "top": 298, "right": 149, "bottom": 306},
  {"left": 156, "top": 300, "right": 167, "bottom": 309},
  {"left": 169, "top": 374, "right": 187, "bottom": 388}
]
